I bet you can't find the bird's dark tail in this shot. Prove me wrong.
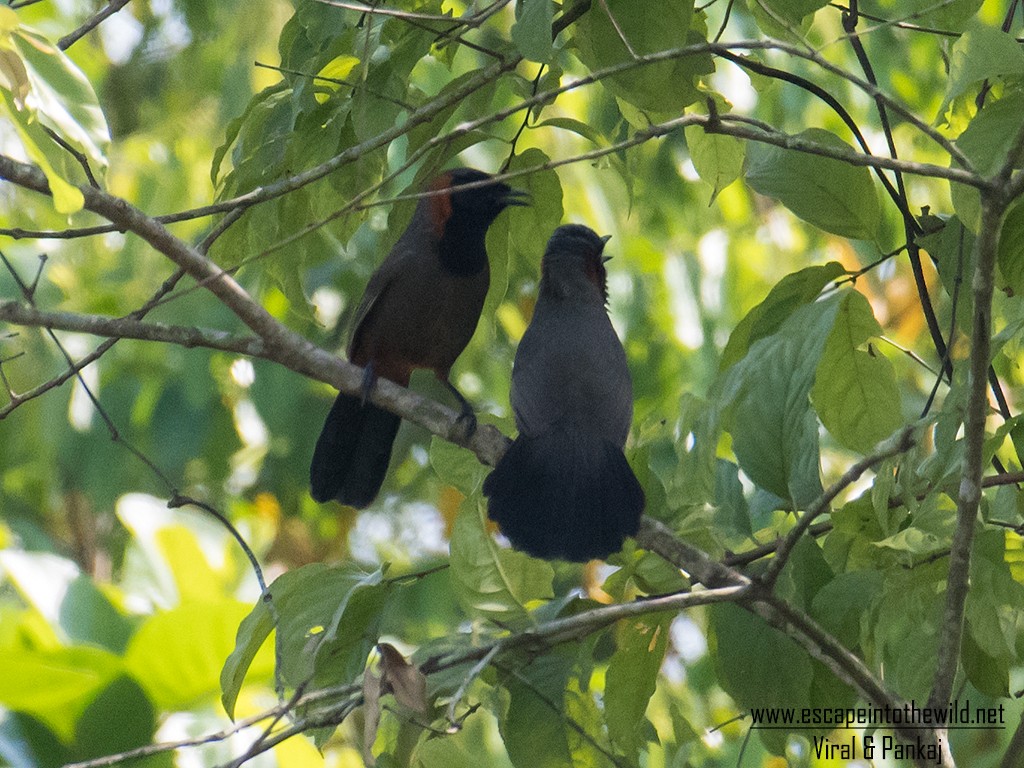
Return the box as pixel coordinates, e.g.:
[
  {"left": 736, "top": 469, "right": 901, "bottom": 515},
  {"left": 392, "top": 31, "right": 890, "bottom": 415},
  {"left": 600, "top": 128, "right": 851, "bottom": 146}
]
[
  {"left": 483, "top": 430, "right": 645, "bottom": 562},
  {"left": 310, "top": 393, "right": 402, "bottom": 508}
]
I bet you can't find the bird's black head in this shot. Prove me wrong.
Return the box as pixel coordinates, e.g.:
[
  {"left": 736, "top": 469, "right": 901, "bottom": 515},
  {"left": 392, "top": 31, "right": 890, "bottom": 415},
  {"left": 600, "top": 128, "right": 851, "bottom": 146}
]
[
  {"left": 542, "top": 223, "right": 612, "bottom": 303},
  {"left": 448, "top": 168, "right": 529, "bottom": 223},
  {"left": 429, "top": 168, "right": 528, "bottom": 275}
]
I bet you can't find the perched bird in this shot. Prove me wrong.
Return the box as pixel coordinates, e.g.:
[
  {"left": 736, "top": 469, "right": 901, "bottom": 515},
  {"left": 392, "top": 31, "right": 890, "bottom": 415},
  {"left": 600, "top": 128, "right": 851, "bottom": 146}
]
[
  {"left": 483, "top": 224, "right": 645, "bottom": 561},
  {"left": 310, "top": 168, "right": 527, "bottom": 508}
]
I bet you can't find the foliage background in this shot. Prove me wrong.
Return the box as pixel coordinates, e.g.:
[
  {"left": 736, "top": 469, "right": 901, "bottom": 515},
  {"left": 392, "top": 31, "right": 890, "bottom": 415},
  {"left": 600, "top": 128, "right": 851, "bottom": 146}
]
[{"left": 2, "top": 0, "right": 1024, "bottom": 766}]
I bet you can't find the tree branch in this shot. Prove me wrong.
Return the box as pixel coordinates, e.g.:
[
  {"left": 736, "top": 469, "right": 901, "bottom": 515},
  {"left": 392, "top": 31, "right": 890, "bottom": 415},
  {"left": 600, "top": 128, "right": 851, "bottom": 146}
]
[
  {"left": 0, "top": 301, "right": 266, "bottom": 356},
  {"left": 927, "top": 199, "right": 1011, "bottom": 711},
  {"left": 0, "top": 267, "right": 187, "bottom": 417}
]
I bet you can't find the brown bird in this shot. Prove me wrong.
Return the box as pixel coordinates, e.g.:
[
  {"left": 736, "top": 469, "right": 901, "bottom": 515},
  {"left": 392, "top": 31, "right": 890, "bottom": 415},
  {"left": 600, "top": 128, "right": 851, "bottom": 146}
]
[
  {"left": 483, "top": 224, "right": 644, "bottom": 561},
  {"left": 310, "top": 168, "right": 527, "bottom": 508}
]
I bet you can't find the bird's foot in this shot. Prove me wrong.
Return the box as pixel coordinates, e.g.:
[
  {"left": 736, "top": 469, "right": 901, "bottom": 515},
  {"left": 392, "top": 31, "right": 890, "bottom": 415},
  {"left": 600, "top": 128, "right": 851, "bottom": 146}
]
[
  {"left": 454, "top": 404, "right": 478, "bottom": 440},
  {"left": 443, "top": 378, "right": 477, "bottom": 439}
]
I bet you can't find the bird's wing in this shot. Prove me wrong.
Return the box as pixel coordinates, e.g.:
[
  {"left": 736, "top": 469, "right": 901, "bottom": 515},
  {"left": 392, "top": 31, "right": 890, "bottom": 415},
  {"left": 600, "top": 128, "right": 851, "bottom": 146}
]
[{"left": 345, "top": 248, "right": 408, "bottom": 361}]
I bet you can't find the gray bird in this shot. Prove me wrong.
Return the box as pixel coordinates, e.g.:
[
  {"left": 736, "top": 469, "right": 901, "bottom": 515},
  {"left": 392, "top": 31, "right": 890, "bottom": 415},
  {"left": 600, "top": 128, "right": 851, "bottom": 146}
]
[{"left": 483, "top": 224, "right": 645, "bottom": 561}]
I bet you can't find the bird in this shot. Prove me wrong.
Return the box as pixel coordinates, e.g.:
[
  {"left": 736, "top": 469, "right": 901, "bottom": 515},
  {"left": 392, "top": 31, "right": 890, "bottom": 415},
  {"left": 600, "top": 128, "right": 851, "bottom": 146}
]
[
  {"left": 483, "top": 223, "right": 645, "bottom": 562},
  {"left": 310, "top": 168, "right": 527, "bottom": 508}
]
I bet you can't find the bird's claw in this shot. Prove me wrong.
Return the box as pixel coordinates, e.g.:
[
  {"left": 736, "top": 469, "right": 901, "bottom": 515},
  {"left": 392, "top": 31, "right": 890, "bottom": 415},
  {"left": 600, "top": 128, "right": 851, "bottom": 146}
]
[{"left": 455, "top": 406, "right": 477, "bottom": 440}]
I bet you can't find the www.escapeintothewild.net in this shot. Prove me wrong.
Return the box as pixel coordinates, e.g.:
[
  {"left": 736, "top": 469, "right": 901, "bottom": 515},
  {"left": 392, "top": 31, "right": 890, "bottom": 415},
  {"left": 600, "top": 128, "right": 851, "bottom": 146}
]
[
  {"left": 747, "top": 699, "right": 1005, "bottom": 765},
  {"left": 748, "top": 699, "right": 1005, "bottom": 728}
]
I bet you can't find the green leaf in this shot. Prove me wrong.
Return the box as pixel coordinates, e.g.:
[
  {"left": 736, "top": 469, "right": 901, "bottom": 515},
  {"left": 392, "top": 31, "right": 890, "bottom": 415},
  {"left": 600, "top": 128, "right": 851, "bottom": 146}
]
[
  {"left": 811, "top": 291, "right": 903, "bottom": 453},
  {"left": 865, "top": 0, "right": 981, "bottom": 30},
  {"left": 713, "top": 459, "right": 752, "bottom": 539},
  {"left": 744, "top": 128, "right": 880, "bottom": 240},
  {"left": 573, "top": 0, "right": 709, "bottom": 113},
  {"left": 874, "top": 497, "right": 955, "bottom": 558},
  {"left": 534, "top": 116, "right": 603, "bottom": 145},
  {"left": 753, "top": 0, "right": 830, "bottom": 28},
  {"left": 314, "top": 54, "right": 360, "bottom": 104},
  {"left": 961, "top": 627, "right": 1009, "bottom": 698},
  {"left": 0, "top": 549, "right": 80, "bottom": 627},
  {"left": 220, "top": 599, "right": 276, "bottom": 720},
  {"left": 0, "top": 646, "right": 123, "bottom": 742},
  {"left": 962, "top": 530, "right": 1024, "bottom": 696},
  {"left": 211, "top": 83, "right": 287, "bottom": 185},
  {"left": 950, "top": 90, "right": 1024, "bottom": 230},
  {"left": 430, "top": 435, "right": 486, "bottom": 495},
  {"left": 0, "top": 711, "right": 73, "bottom": 768},
  {"left": 449, "top": 501, "right": 554, "bottom": 624},
  {"left": 73, "top": 676, "right": 156, "bottom": 761},
  {"left": 414, "top": 708, "right": 512, "bottom": 768},
  {"left": 870, "top": 562, "right": 946, "bottom": 701},
  {"left": 126, "top": 600, "right": 262, "bottom": 711},
  {"left": 810, "top": 570, "right": 883, "bottom": 649},
  {"left": 720, "top": 261, "right": 847, "bottom": 370},
  {"left": 59, "top": 576, "right": 135, "bottom": 655},
  {"left": 605, "top": 612, "right": 673, "bottom": 757},
  {"left": 219, "top": 564, "right": 378, "bottom": 718},
  {"left": 511, "top": 0, "right": 554, "bottom": 63},
  {"left": 2, "top": 89, "right": 83, "bottom": 213},
  {"left": 917, "top": 215, "right": 975, "bottom": 321},
  {"left": 685, "top": 123, "right": 744, "bottom": 202},
  {"left": 0, "top": 12, "right": 30, "bottom": 106},
  {"left": 940, "top": 21, "right": 1024, "bottom": 120},
  {"left": 8, "top": 25, "right": 110, "bottom": 175},
  {"left": 778, "top": 536, "right": 834, "bottom": 611},
  {"left": 565, "top": 673, "right": 613, "bottom": 765},
  {"left": 313, "top": 569, "right": 390, "bottom": 687},
  {"left": 500, "top": 650, "right": 575, "bottom": 768},
  {"left": 722, "top": 297, "right": 841, "bottom": 507},
  {"left": 484, "top": 148, "right": 562, "bottom": 334},
  {"left": 710, "top": 603, "right": 814, "bottom": 709},
  {"left": 998, "top": 200, "right": 1024, "bottom": 295}
]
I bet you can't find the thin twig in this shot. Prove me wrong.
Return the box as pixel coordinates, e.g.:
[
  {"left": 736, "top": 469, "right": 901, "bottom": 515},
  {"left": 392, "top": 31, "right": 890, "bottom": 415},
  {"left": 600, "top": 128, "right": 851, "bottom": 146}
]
[
  {"left": 0, "top": 251, "right": 176, "bottom": 488},
  {"left": 827, "top": 2, "right": 971, "bottom": 38},
  {"left": 253, "top": 61, "right": 415, "bottom": 109},
  {"left": 841, "top": 2, "right": 954, "bottom": 402},
  {"left": 760, "top": 424, "right": 920, "bottom": 587},
  {"left": 596, "top": 0, "right": 637, "bottom": 58},
  {"left": 315, "top": 0, "right": 466, "bottom": 22},
  {"left": 446, "top": 644, "right": 501, "bottom": 727},
  {"left": 42, "top": 127, "right": 101, "bottom": 189},
  {"left": 497, "top": 661, "right": 630, "bottom": 768},
  {"left": 58, "top": 0, "right": 134, "bottom": 50}
]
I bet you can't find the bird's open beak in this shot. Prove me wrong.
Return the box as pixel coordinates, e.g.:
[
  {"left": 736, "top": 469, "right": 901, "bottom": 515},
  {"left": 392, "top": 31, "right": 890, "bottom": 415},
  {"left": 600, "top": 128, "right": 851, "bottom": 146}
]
[
  {"left": 503, "top": 188, "right": 531, "bottom": 207},
  {"left": 600, "top": 234, "right": 613, "bottom": 262}
]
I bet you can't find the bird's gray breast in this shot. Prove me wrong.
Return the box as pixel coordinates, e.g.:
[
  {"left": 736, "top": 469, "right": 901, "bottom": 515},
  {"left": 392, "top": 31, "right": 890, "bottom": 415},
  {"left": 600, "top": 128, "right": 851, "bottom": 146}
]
[{"left": 510, "top": 299, "right": 632, "bottom": 446}]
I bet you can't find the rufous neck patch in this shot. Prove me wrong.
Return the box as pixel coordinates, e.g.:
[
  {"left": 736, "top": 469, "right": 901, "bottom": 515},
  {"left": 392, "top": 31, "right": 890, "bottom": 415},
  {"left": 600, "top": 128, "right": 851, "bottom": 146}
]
[
  {"left": 427, "top": 173, "right": 453, "bottom": 238},
  {"left": 583, "top": 254, "right": 608, "bottom": 300}
]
